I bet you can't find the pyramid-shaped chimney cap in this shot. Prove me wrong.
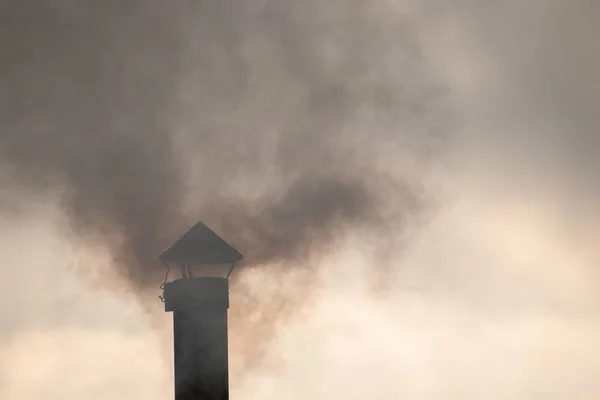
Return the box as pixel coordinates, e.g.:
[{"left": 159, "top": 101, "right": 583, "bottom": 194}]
[{"left": 159, "top": 220, "right": 243, "bottom": 266}]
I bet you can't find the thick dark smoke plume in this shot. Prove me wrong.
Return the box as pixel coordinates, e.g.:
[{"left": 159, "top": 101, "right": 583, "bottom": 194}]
[{"left": 0, "top": 1, "right": 450, "bottom": 290}]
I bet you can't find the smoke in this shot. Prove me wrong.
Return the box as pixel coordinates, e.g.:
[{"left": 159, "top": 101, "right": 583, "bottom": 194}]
[
  {"left": 4, "top": 0, "right": 600, "bottom": 399},
  {"left": 0, "top": 1, "right": 188, "bottom": 289},
  {"left": 0, "top": 0, "right": 446, "bottom": 291}
]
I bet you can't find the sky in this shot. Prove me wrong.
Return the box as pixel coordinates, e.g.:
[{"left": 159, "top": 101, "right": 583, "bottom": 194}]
[{"left": 1, "top": 1, "right": 600, "bottom": 399}]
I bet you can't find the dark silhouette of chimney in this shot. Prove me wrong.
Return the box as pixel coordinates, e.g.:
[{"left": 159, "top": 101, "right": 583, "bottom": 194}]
[{"left": 159, "top": 221, "right": 243, "bottom": 400}]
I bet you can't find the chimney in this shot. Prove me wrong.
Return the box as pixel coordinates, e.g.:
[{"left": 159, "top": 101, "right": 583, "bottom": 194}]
[{"left": 159, "top": 221, "right": 243, "bottom": 400}]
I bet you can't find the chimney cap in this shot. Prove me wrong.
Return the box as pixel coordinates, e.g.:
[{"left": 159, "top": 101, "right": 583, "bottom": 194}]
[{"left": 159, "top": 220, "right": 243, "bottom": 266}]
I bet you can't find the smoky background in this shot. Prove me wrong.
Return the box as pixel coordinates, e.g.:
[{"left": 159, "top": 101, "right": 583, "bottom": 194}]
[{"left": 2, "top": 0, "right": 600, "bottom": 399}]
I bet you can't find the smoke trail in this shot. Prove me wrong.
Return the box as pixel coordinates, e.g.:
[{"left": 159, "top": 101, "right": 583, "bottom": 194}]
[{"left": 0, "top": 1, "right": 450, "bottom": 291}]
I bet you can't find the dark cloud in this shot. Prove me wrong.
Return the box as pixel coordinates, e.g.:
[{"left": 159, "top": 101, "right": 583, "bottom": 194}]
[{"left": 0, "top": 1, "right": 451, "bottom": 290}]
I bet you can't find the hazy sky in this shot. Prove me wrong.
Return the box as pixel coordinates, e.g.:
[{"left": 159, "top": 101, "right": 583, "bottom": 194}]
[{"left": 1, "top": 1, "right": 600, "bottom": 399}]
